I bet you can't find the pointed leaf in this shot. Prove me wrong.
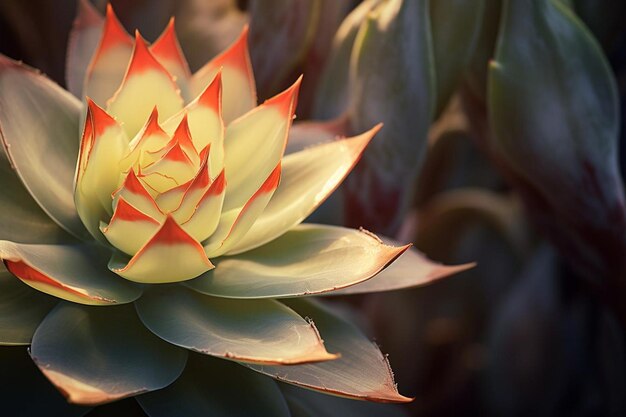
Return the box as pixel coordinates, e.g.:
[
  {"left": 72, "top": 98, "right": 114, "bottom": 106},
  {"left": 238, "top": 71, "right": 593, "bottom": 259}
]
[
  {"left": 0, "top": 347, "right": 90, "bottom": 416},
  {"left": 0, "top": 55, "right": 89, "bottom": 240},
  {"left": 188, "top": 224, "right": 408, "bottom": 299},
  {"left": 107, "top": 32, "right": 183, "bottom": 138},
  {"left": 109, "top": 215, "right": 213, "bottom": 283},
  {"left": 0, "top": 272, "right": 57, "bottom": 345},
  {"left": 136, "top": 285, "right": 337, "bottom": 365},
  {"left": 100, "top": 197, "right": 160, "bottom": 256},
  {"left": 31, "top": 303, "right": 187, "bottom": 405},
  {"left": 228, "top": 126, "right": 379, "bottom": 254},
  {"left": 84, "top": 5, "right": 133, "bottom": 107},
  {"left": 247, "top": 299, "right": 412, "bottom": 403},
  {"left": 150, "top": 18, "right": 192, "bottom": 100},
  {"left": 66, "top": 0, "right": 104, "bottom": 98},
  {"left": 222, "top": 77, "right": 299, "bottom": 211},
  {"left": 0, "top": 241, "right": 142, "bottom": 305},
  {"left": 137, "top": 353, "right": 290, "bottom": 417},
  {"left": 191, "top": 26, "right": 256, "bottom": 124}
]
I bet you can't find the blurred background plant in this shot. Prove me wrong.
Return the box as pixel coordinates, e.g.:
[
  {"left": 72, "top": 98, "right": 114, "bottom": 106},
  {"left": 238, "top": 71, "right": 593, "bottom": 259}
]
[{"left": 2, "top": 0, "right": 626, "bottom": 415}]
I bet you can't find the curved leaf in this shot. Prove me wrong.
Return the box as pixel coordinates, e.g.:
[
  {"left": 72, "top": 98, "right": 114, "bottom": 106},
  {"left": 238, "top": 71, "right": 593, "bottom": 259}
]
[
  {"left": 0, "top": 272, "right": 57, "bottom": 345},
  {"left": 137, "top": 353, "right": 290, "bottom": 417},
  {"left": 0, "top": 161, "right": 73, "bottom": 244},
  {"left": 227, "top": 126, "right": 379, "bottom": 255},
  {"left": 0, "top": 241, "right": 142, "bottom": 305},
  {"left": 327, "top": 244, "right": 474, "bottom": 296},
  {"left": 187, "top": 224, "right": 409, "bottom": 299},
  {"left": 0, "top": 346, "right": 90, "bottom": 416},
  {"left": 0, "top": 55, "right": 89, "bottom": 240},
  {"left": 246, "top": 298, "right": 412, "bottom": 403},
  {"left": 136, "top": 285, "right": 337, "bottom": 365},
  {"left": 282, "top": 383, "right": 410, "bottom": 417},
  {"left": 31, "top": 303, "right": 187, "bottom": 405}
]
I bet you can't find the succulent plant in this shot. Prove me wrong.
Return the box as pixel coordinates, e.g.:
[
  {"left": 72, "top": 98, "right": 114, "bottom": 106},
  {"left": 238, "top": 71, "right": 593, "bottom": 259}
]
[{"left": 0, "top": 3, "right": 471, "bottom": 415}]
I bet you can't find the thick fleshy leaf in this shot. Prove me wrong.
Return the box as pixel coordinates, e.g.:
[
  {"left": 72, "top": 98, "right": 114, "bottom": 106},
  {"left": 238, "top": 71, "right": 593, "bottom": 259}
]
[
  {"left": 0, "top": 241, "right": 142, "bottom": 305},
  {"left": 327, "top": 243, "right": 474, "bottom": 296},
  {"left": 204, "top": 164, "right": 280, "bottom": 257},
  {"left": 284, "top": 116, "right": 349, "bottom": 154},
  {"left": 430, "top": 0, "right": 485, "bottom": 115},
  {"left": 109, "top": 215, "right": 213, "bottom": 283},
  {"left": 228, "top": 126, "right": 380, "bottom": 255},
  {"left": 0, "top": 272, "right": 57, "bottom": 345},
  {"left": 248, "top": 0, "right": 318, "bottom": 94},
  {"left": 247, "top": 299, "right": 411, "bottom": 403},
  {"left": 75, "top": 100, "right": 128, "bottom": 241},
  {"left": 180, "top": 170, "right": 226, "bottom": 241},
  {"left": 150, "top": 18, "right": 192, "bottom": 100},
  {"left": 119, "top": 107, "right": 171, "bottom": 173},
  {"left": 0, "top": 161, "right": 71, "bottom": 244},
  {"left": 84, "top": 5, "right": 133, "bottom": 107},
  {"left": 488, "top": 0, "right": 626, "bottom": 281},
  {"left": 100, "top": 197, "right": 160, "bottom": 256},
  {"left": 222, "top": 78, "right": 299, "bottom": 211},
  {"left": 0, "top": 55, "right": 89, "bottom": 240},
  {"left": 282, "top": 383, "right": 410, "bottom": 417},
  {"left": 107, "top": 32, "right": 183, "bottom": 138},
  {"left": 191, "top": 26, "right": 256, "bottom": 124},
  {"left": 31, "top": 303, "right": 187, "bottom": 405},
  {"left": 136, "top": 285, "right": 337, "bottom": 365},
  {"left": 66, "top": 0, "right": 104, "bottom": 98},
  {"left": 112, "top": 169, "right": 165, "bottom": 221},
  {"left": 345, "top": 0, "right": 434, "bottom": 234},
  {"left": 163, "top": 71, "right": 224, "bottom": 178},
  {"left": 188, "top": 224, "right": 409, "bottom": 299},
  {"left": 137, "top": 353, "right": 290, "bottom": 417},
  {"left": 1, "top": 347, "right": 90, "bottom": 416}
]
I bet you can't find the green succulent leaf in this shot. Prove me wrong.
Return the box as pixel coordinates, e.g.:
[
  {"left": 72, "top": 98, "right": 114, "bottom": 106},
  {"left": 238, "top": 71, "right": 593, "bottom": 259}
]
[
  {"left": 327, "top": 243, "right": 474, "bottom": 296},
  {"left": 136, "top": 285, "right": 337, "bottom": 365},
  {"left": 0, "top": 272, "right": 58, "bottom": 345},
  {"left": 137, "top": 353, "right": 290, "bottom": 417},
  {"left": 186, "top": 224, "right": 408, "bottom": 299},
  {"left": 246, "top": 298, "right": 412, "bottom": 403},
  {"left": 0, "top": 161, "right": 73, "bottom": 244},
  {"left": 430, "top": 0, "right": 485, "bottom": 115},
  {"left": 0, "top": 241, "right": 142, "bottom": 305},
  {"left": 313, "top": 0, "right": 379, "bottom": 119},
  {"left": 30, "top": 303, "right": 187, "bottom": 406},
  {"left": 0, "top": 346, "right": 90, "bottom": 416},
  {"left": 0, "top": 55, "right": 90, "bottom": 240},
  {"left": 488, "top": 0, "right": 625, "bottom": 275},
  {"left": 282, "top": 383, "right": 410, "bottom": 417}
]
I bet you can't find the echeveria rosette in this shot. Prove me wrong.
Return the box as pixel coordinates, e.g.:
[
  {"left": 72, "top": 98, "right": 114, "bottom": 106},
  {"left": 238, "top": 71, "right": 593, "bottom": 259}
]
[{"left": 0, "top": 3, "right": 472, "bottom": 415}]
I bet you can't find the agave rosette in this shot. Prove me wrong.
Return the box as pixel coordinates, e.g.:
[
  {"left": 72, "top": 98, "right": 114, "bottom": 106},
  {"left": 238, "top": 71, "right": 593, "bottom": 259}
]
[{"left": 0, "top": 3, "right": 472, "bottom": 414}]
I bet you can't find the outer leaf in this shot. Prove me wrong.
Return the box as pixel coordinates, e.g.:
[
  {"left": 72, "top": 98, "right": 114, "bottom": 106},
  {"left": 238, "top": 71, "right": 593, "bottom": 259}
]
[
  {"left": 430, "top": 0, "right": 485, "bottom": 115},
  {"left": 0, "top": 272, "right": 57, "bottom": 345},
  {"left": 246, "top": 298, "right": 412, "bottom": 403},
  {"left": 66, "top": 0, "right": 104, "bottom": 98},
  {"left": 0, "top": 347, "right": 90, "bottom": 416},
  {"left": 137, "top": 353, "right": 290, "bottom": 417},
  {"left": 0, "top": 241, "right": 142, "bottom": 305},
  {"left": 488, "top": 0, "right": 626, "bottom": 280},
  {"left": 0, "top": 161, "right": 72, "bottom": 244},
  {"left": 188, "top": 224, "right": 408, "bottom": 299},
  {"left": 31, "top": 303, "right": 188, "bottom": 405},
  {"left": 327, "top": 243, "right": 474, "bottom": 296},
  {"left": 227, "top": 125, "right": 379, "bottom": 255},
  {"left": 0, "top": 55, "right": 89, "bottom": 240},
  {"left": 345, "top": 0, "right": 434, "bottom": 234},
  {"left": 136, "top": 285, "right": 337, "bottom": 365},
  {"left": 282, "top": 383, "right": 410, "bottom": 417}
]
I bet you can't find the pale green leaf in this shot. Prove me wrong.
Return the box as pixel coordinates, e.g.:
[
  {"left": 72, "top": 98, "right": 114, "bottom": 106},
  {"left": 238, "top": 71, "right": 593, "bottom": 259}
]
[
  {"left": 186, "top": 224, "right": 408, "bottom": 299},
  {"left": 136, "top": 285, "right": 336, "bottom": 365},
  {"left": 31, "top": 303, "right": 187, "bottom": 405},
  {"left": 0, "top": 55, "right": 89, "bottom": 240},
  {"left": 246, "top": 298, "right": 412, "bottom": 403}
]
